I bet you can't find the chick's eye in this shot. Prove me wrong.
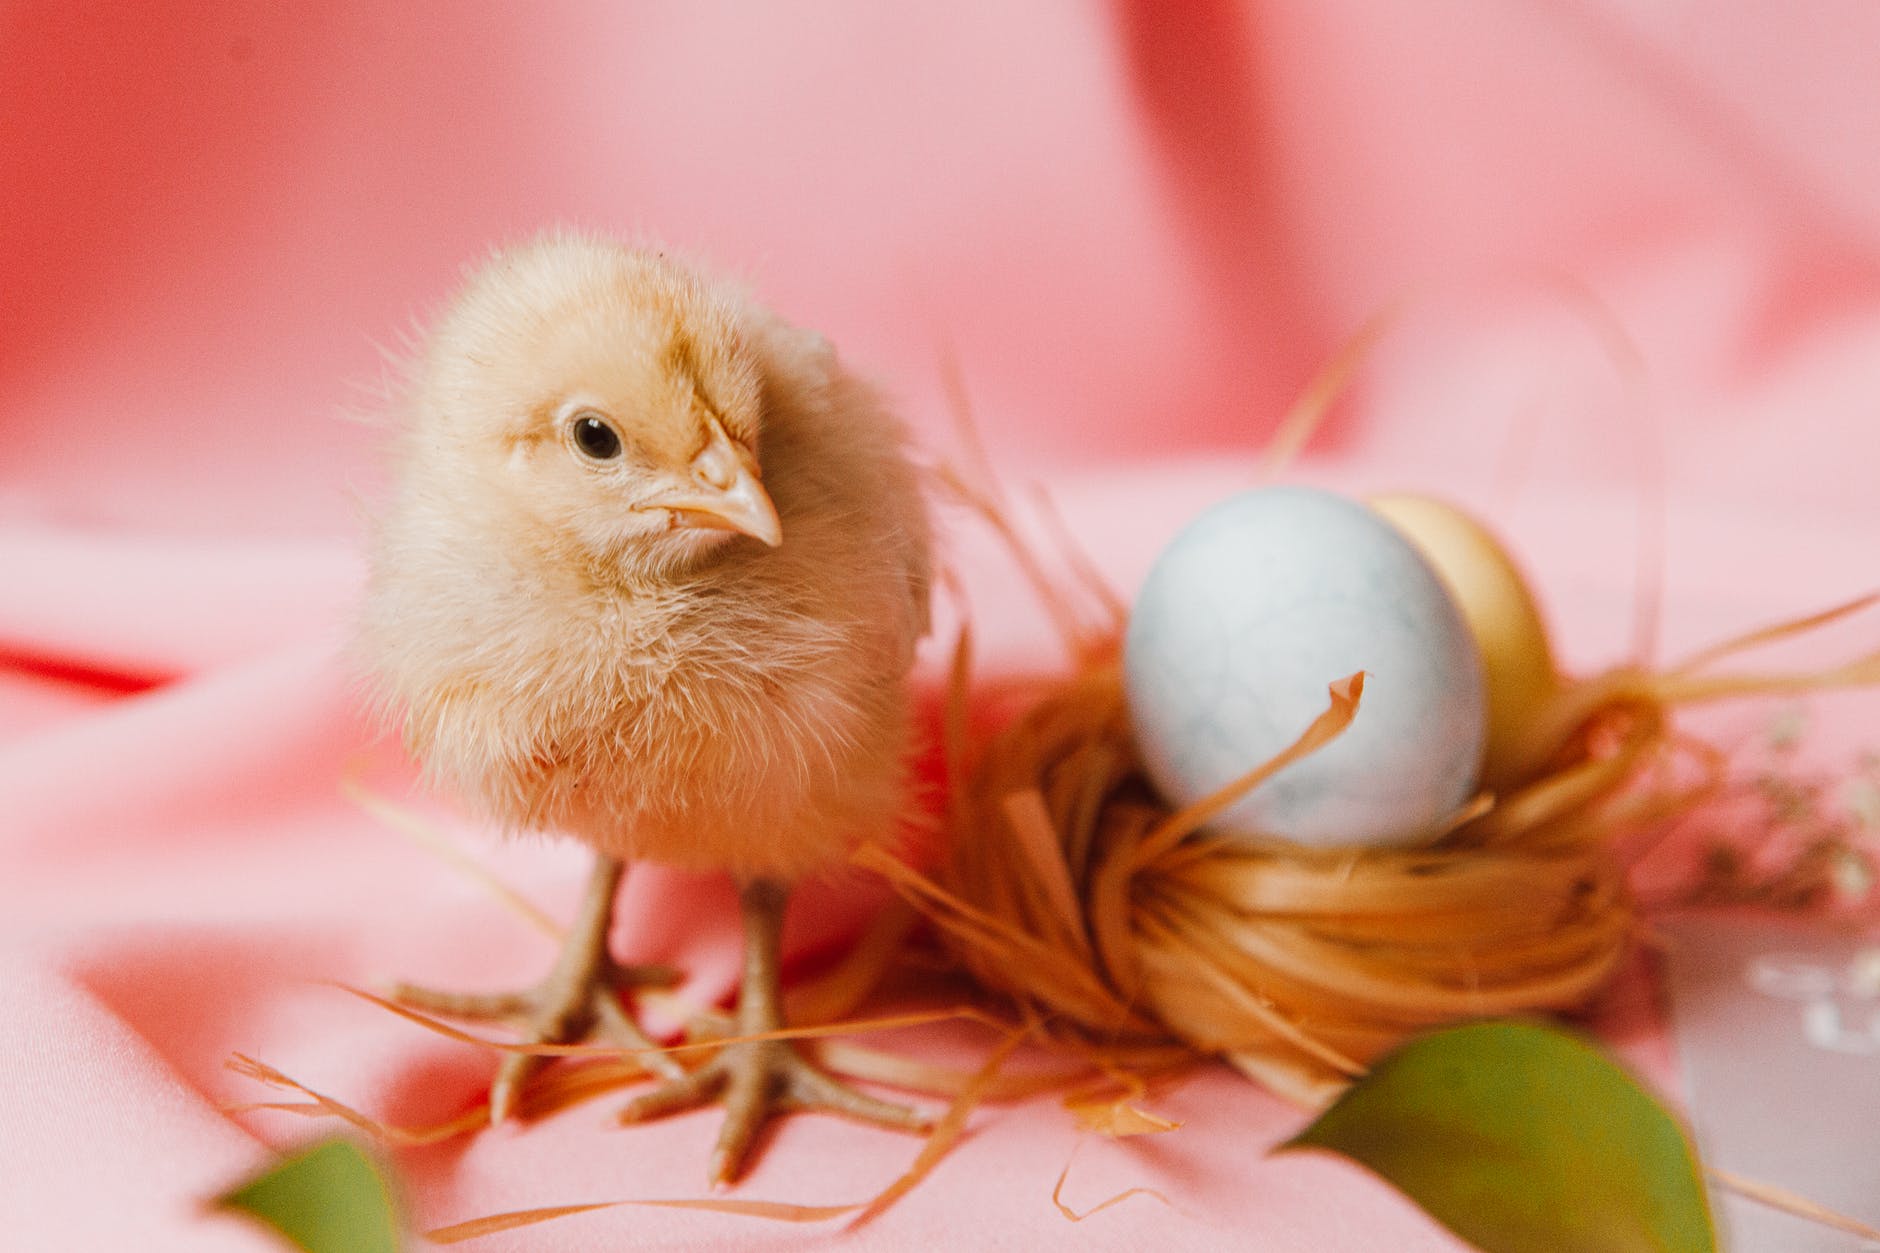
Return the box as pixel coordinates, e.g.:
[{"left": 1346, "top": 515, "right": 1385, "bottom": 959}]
[{"left": 570, "top": 412, "right": 623, "bottom": 461}]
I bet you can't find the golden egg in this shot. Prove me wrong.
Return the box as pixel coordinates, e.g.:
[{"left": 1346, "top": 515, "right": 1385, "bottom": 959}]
[{"left": 1367, "top": 493, "right": 1560, "bottom": 793}]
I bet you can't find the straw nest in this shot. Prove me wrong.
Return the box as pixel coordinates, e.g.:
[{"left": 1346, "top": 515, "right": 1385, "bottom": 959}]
[
  {"left": 873, "top": 658, "right": 1647, "bottom": 1106},
  {"left": 860, "top": 463, "right": 1880, "bottom": 1108}
]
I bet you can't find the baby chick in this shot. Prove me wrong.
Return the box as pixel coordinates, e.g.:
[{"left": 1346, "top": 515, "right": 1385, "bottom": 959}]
[{"left": 359, "top": 232, "right": 933, "bottom": 1182}]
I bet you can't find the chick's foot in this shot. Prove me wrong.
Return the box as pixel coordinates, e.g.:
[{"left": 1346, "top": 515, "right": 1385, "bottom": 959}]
[
  {"left": 619, "top": 1034, "right": 930, "bottom": 1184},
  {"left": 391, "top": 855, "right": 685, "bottom": 1122},
  {"left": 616, "top": 877, "right": 932, "bottom": 1184}
]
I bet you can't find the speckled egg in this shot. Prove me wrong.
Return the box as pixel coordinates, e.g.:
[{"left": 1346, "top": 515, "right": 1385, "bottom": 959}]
[{"left": 1123, "top": 486, "right": 1486, "bottom": 848}]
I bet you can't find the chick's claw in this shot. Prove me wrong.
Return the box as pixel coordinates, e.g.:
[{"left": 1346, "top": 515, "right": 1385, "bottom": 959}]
[
  {"left": 390, "top": 855, "right": 687, "bottom": 1122},
  {"left": 391, "top": 963, "right": 684, "bottom": 1122},
  {"left": 618, "top": 1037, "right": 933, "bottom": 1185},
  {"left": 616, "top": 876, "right": 931, "bottom": 1184}
]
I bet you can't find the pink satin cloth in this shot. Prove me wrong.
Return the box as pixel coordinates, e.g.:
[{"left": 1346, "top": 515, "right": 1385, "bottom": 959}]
[{"left": 4, "top": 4, "right": 1876, "bottom": 1249}]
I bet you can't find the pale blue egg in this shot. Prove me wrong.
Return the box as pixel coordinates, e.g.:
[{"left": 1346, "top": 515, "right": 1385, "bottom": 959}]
[{"left": 1123, "top": 486, "right": 1485, "bottom": 848}]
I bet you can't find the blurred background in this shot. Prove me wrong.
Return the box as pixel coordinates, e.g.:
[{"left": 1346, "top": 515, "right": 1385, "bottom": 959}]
[{"left": 7, "top": 0, "right": 1879, "bottom": 540}]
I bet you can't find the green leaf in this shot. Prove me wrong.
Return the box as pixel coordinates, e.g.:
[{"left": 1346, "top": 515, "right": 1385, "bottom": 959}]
[
  {"left": 214, "top": 1138, "right": 404, "bottom": 1253},
  {"left": 1278, "top": 1021, "right": 1715, "bottom": 1253}
]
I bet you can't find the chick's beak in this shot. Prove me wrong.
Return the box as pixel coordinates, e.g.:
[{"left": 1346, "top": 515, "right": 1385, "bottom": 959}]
[{"left": 655, "top": 417, "right": 782, "bottom": 547}]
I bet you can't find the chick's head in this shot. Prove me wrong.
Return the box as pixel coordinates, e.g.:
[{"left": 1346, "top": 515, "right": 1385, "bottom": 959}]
[{"left": 411, "top": 234, "right": 782, "bottom": 576}]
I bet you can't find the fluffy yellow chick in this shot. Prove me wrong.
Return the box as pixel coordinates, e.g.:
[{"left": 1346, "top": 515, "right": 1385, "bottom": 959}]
[{"left": 359, "top": 232, "right": 933, "bottom": 1182}]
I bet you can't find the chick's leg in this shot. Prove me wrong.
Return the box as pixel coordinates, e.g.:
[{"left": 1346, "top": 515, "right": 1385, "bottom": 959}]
[
  {"left": 617, "top": 876, "right": 931, "bottom": 1184},
  {"left": 392, "top": 854, "right": 684, "bottom": 1123}
]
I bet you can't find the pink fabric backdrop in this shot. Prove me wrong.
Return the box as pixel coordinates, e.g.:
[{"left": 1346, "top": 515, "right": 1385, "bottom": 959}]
[{"left": 4, "top": 3, "right": 1875, "bottom": 1248}]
